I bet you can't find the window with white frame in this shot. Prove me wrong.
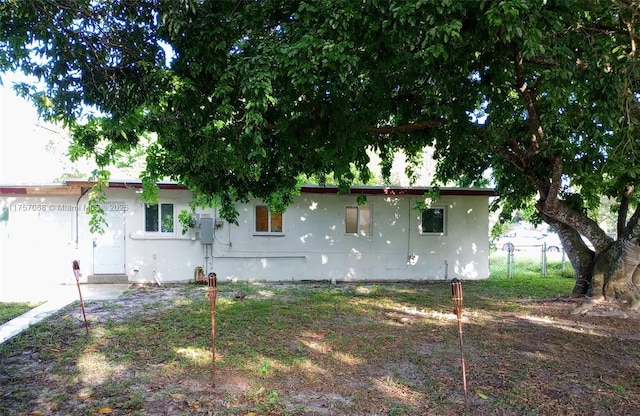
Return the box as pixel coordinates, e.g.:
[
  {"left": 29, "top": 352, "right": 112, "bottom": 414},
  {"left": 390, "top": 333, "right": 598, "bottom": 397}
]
[
  {"left": 345, "top": 205, "right": 372, "bottom": 236},
  {"left": 255, "top": 205, "right": 283, "bottom": 234},
  {"left": 145, "top": 203, "right": 175, "bottom": 233},
  {"left": 421, "top": 207, "right": 446, "bottom": 234}
]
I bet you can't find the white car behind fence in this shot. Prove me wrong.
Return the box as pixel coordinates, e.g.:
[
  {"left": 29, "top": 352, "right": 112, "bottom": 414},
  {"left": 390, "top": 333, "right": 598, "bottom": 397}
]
[{"left": 494, "top": 231, "right": 562, "bottom": 253}]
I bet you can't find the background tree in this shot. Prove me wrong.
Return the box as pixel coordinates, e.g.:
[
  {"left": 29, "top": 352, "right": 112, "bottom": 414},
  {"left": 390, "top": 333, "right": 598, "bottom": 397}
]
[{"left": 1, "top": 0, "right": 639, "bottom": 312}]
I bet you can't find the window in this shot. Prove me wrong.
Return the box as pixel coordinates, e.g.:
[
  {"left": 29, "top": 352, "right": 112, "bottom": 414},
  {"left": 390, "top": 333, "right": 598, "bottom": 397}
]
[
  {"left": 345, "top": 205, "right": 372, "bottom": 236},
  {"left": 421, "top": 207, "right": 445, "bottom": 234},
  {"left": 145, "top": 203, "right": 174, "bottom": 233},
  {"left": 255, "top": 205, "right": 283, "bottom": 233}
]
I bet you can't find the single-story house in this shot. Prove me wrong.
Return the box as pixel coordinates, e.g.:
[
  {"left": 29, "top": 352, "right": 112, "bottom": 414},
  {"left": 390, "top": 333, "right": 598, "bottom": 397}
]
[{"left": 0, "top": 180, "right": 494, "bottom": 290}]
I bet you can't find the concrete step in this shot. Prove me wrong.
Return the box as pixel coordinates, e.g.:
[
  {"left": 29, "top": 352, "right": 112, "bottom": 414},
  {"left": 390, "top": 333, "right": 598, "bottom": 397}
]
[{"left": 87, "top": 274, "right": 129, "bottom": 284}]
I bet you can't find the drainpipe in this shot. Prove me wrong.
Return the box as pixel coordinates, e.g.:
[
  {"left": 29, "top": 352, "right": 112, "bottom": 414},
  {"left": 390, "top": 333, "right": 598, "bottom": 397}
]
[
  {"left": 407, "top": 199, "right": 411, "bottom": 263},
  {"left": 75, "top": 187, "right": 90, "bottom": 249}
]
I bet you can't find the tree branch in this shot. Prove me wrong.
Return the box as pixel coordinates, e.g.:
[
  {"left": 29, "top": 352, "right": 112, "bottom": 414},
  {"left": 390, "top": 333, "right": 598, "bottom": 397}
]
[
  {"left": 513, "top": 52, "right": 546, "bottom": 153},
  {"left": 618, "top": 185, "right": 633, "bottom": 237},
  {"left": 501, "top": 137, "right": 529, "bottom": 171},
  {"left": 623, "top": 203, "right": 640, "bottom": 238},
  {"left": 577, "top": 23, "right": 628, "bottom": 36},
  {"left": 247, "top": 118, "right": 449, "bottom": 135},
  {"left": 535, "top": 197, "right": 612, "bottom": 252},
  {"left": 364, "top": 119, "right": 449, "bottom": 134},
  {"left": 547, "top": 157, "right": 563, "bottom": 202},
  {"left": 523, "top": 57, "right": 557, "bottom": 67}
]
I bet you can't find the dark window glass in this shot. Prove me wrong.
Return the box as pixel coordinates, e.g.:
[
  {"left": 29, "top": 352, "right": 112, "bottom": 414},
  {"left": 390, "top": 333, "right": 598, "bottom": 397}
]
[
  {"left": 161, "top": 203, "right": 174, "bottom": 232},
  {"left": 145, "top": 204, "right": 159, "bottom": 232},
  {"left": 422, "top": 208, "right": 445, "bottom": 233},
  {"left": 145, "top": 203, "right": 174, "bottom": 233}
]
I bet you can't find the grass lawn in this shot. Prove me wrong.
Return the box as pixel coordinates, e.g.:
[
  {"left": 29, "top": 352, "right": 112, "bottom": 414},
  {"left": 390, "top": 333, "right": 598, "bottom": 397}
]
[
  {"left": 0, "top": 301, "right": 42, "bottom": 326},
  {"left": 1, "top": 260, "right": 639, "bottom": 415}
]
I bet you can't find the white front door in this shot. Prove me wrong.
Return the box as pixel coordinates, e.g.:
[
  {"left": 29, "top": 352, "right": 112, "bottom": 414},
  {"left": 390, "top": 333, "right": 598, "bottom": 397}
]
[{"left": 93, "top": 204, "right": 126, "bottom": 274}]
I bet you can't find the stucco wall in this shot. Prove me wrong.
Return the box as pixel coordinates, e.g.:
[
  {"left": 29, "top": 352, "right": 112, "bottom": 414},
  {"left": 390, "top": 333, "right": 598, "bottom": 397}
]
[
  {"left": 1, "top": 187, "right": 490, "bottom": 294},
  {"left": 1, "top": 194, "right": 90, "bottom": 299},
  {"left": 210, "top": 193, "right": 490, "bottom": 282}
]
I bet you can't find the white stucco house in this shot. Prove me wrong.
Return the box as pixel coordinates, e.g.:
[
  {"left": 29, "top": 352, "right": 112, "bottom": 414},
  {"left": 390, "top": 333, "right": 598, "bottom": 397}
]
[{"left": 0, "top": 180, "right": 494, "bottom": 290}]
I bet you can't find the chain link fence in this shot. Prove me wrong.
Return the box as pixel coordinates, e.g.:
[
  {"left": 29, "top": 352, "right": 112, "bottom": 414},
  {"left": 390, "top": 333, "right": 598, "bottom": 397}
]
[{"left": 490, "top": 243, "right": 574, "bottom": 279}]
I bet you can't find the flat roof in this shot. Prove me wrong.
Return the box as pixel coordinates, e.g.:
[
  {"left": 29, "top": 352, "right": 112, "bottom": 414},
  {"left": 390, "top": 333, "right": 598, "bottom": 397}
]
[
  {"left": 0, "top": 180, "right": 494, "bottom": 197},
  {"left": 300, "top": 185, "right": 495, "bottom": 197}
]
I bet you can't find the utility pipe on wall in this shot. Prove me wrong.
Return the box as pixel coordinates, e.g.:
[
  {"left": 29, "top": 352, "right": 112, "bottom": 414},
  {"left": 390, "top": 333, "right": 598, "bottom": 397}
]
[{"left": 75, "top": 188, "right": 90, "bottom": 249}]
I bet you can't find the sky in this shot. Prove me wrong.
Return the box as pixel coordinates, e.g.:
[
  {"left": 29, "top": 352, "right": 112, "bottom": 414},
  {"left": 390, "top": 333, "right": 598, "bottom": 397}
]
[
  {"left": 0, "top": 73, "right": 138, "bottom": 185},
  {"left": 0, "top": 75, "right": 70, "bottom": 184}
]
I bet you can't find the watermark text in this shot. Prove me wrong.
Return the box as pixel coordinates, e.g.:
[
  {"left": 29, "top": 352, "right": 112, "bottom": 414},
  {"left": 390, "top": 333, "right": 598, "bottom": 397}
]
[{"left": 6, "top": 203, "right": 129, "bottom": 212}]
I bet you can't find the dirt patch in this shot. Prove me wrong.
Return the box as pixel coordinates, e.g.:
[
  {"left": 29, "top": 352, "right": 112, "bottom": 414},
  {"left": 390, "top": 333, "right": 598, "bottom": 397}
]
[{"left": 1, "top": 282, "right": 640, "bottom": 415}]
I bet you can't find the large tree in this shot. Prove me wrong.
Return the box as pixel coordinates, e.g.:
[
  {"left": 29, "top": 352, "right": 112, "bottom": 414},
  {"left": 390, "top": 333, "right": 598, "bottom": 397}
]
[{"left": 1, "top": 0, "right": 639, "bottom": 313}]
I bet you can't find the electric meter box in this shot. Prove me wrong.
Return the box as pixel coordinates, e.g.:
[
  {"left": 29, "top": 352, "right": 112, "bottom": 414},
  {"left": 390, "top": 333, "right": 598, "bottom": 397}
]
[{"left": 200, "top": 217, "right": 214, "bottom": 244}]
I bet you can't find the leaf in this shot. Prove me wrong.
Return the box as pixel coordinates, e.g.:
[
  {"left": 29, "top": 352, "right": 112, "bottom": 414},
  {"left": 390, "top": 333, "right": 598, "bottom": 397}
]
[
  {"left": 476, "top": 390, "right": 489, "bottom": 399},
  {"left": 77, "top": 391, "right": 92, "bottom": 399},
  {"left": 170, "top": 393, "right": 186, "bottom": 400},
  {"left": 96, "top": 407, "right": 113, "bottom": 414}
]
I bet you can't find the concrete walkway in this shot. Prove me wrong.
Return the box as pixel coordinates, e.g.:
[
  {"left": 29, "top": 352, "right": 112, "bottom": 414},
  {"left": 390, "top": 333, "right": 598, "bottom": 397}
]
[{"left": 0, "top": 284, "right": 131, "bottom": 344}]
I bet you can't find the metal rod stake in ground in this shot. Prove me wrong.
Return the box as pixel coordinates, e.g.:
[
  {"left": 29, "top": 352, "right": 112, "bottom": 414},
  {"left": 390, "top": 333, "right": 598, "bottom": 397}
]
[
  {"left": 451, "top": 278, "right": 468, "bottom": 407},
  {"left": 206, "top": 272, "right": 217, "bottom": 387},
  {"left": 72, "top": 260, "right": 89, "bottom": 334}
]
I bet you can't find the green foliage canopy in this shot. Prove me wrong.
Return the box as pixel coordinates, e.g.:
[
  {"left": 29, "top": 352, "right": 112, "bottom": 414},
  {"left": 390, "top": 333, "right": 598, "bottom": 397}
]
[{"left": 1, "top": 0, "right": 639, "bottom": 230}]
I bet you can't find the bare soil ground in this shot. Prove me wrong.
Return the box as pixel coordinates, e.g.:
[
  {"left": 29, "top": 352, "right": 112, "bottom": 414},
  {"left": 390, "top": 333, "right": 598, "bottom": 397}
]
[{"left": 1, "top": 282, "right": 640, "bottom": 416}]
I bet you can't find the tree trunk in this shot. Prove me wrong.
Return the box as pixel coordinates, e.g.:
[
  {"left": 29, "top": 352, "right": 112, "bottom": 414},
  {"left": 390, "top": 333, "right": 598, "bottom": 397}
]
[
  {"left": 571, "top": 236, "right": 640, "bottom": 314},
  {"left": 534, "top": 190, "right": 640, "bottom": 313},
  {"left": 543, "top": 218, "right": 594, "bottom": 296}
]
